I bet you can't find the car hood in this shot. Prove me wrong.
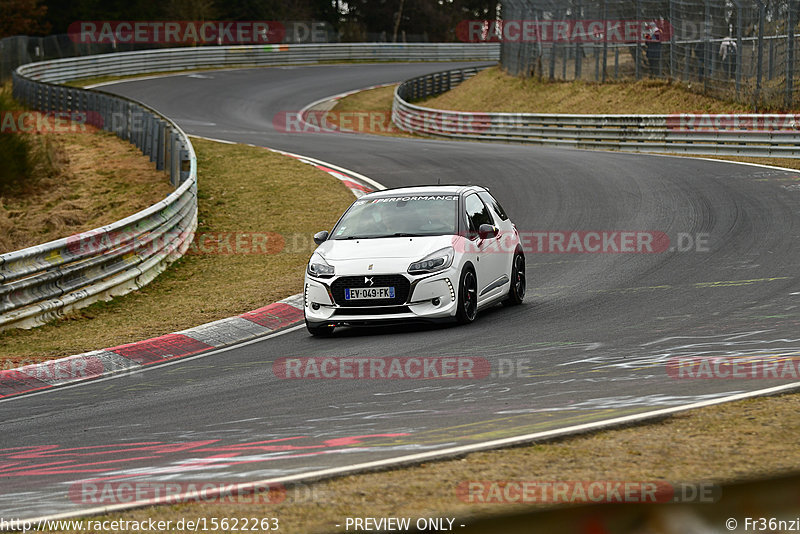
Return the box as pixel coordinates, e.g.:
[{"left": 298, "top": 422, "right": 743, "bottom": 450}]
[{"left": 316, "top": 235, "right": 455, "bottom": 262}]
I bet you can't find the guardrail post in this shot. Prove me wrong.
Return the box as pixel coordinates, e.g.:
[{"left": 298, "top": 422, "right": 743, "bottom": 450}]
[
  {"left": 119, "top": 101, "right": 128, "bottom": 140},
  {"left": 102, "top": 95, "right": 111, "bottom": 132},
  {"left": 143, "top": 113, "right": 152, "bottom": 158},
  {"left": 5, "top": 54, "right": 202, "bottom": 331},
  {"left": 110, "top": 98, "right": 117, "bottom": 136},
  {"left": 156, "top": 120, "right": 165, "bottom": 171},
  {"left": 150, "top": 116, "right": 159, "bottom": 163},
  {"left": 170, "top": 131, "right": 180, "bottom": 186},
  {"left": 132, "top": 108, "right": 140, "bottom": 149},
  {"left": 104, "top": 95, "right": 111, "bottom": 132},
  {"left": 179, "top": 148, "right": 190, "bottom": 184},
  {"left": 165, "top": 127, "right": 173, "bottom": 178}
]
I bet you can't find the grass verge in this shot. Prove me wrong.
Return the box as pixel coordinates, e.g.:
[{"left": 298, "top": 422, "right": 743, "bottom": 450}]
[
  {"left": 0, "top": 128, "right": 174, "bottom": 254},
  {"left": 418, "top": 66, "right": 754, "bottom": 114},
  {"left": 58, "top": 392, "right": 800, "bottom": 533},
  {"left": 0, "top": 81, "right": 173, "bottom": 252},
  {"left": 0, "top": 138, "right": 354, "bottom": 367},
  {"left": 8, "top": 69, "right": 799, "bottom": 531},
  {"left": 254, "top": 70, "right": 800, "bottom": 532},
  {"left": 334, "top": 72, "right": 800, "bottom": 175}
]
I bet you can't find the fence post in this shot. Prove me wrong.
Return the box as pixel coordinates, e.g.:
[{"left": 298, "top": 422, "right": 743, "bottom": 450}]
[
  {"left": 575, "top": 0, "right": 582, "bottom": 80},
  {"left": 787, "top": 0, "right": 795, "bottom": 109},
  {"left": 754, "top": 1, "right": 765, "bottom": 111},
  {"left": 735, "top": 2, "right": 742, "bottom": 97},
  {"left": 703, "top": 0, "right": 711, "bottom": 93},
  {"left": 602, "top": 0, "right": 608, "bottom": 83},
  {"left": 635, "top": 0, "right": 641, "bottom": 80},
  {"left": 669, "top": 0, "right": 675, "bottom": 79},
  {"left": 594, "top": 45, "right": 599, "bottom": 82}
]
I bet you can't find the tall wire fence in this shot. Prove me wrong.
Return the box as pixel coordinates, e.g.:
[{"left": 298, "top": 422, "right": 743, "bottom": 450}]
[
  {"left": 500, "top": 0, "right": 800, "bottom": 110},
  {"left": 0, "top": 34, "right": 162, "bottom": 82}
]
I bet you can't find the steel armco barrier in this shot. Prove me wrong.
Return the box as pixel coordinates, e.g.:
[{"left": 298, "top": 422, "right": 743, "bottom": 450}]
[
  {"left": 393, "top": 67, "right": 800, "bottom": 158},
  {"left": 3, "top": 76, "right": 197, "bottom": 331},
  {"left": 16, "top": 43, "right": 500, "bottom": 84},
  {"left": 2, "top": 44, "right": 498, "bottom": 331}
]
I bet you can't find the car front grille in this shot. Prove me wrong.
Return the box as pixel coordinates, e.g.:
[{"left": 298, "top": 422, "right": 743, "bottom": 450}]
[
  {"left": 330, "top": 274, "right": 411, "bottom": 307},
  {"left": 333, "top": 306, "right": 410, "bottom": 316}
]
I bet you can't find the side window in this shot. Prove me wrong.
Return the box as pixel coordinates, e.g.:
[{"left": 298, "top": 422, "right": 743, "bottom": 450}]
[
  {"left": 478, "top": 191, "right": 509, "bottom": 221},
  {"left": 464, "top": 193, "right": 494, "bottom": 236}
]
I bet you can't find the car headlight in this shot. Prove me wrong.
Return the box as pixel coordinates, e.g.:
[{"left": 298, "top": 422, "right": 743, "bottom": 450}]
[
  {"left": 408, "top": 246, "right": 454, "bottom": 274},
  {"left": 307, "top": 253, "right": 335, "bottom": 278}
]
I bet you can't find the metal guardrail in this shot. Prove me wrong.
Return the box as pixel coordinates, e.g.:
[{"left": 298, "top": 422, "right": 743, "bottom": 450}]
[
  {"left": 392, "top": 67, "right": 800, "bottom": 158},
  {"left": 4, "top": 73, "right": 198, "bottom": 331},
  {"left": 20, "top": 43, "right": 500, "bottom": 84},
  {"left": 2, "top": 44, "right": 499, "bottom": 331}
]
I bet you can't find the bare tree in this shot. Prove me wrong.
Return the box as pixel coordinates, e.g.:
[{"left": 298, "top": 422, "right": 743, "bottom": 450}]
[{"left": 0, "top": 0, "right": 50, "bottom": 38}]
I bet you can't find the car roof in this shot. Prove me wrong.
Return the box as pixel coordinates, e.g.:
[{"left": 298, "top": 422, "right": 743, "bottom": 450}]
[{"left": 362, "top": 185, "right": 487, "bottom": 199}]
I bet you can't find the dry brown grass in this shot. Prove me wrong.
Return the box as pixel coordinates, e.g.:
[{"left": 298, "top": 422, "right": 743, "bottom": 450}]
[
  {"left": 420, "top": 66, "right": 754, "bottom": 114},
  {"left": 9, "top": 71, "right": 800, "bottom": 532},
  {"left": 323, "top": 85, "right": 417, "bottom": 138},
  {"left": 56, "top": 392, "right": 800, "bottom": 533},
  {"left": 0, "top": 128, "right": 173, "bottom": 253},
  {"left": 0, "top": 138, "right": 354, "bottom": 367}
]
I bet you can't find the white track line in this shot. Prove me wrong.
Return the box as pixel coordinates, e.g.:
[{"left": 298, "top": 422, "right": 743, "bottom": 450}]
[
  {"left": 13, "top": 84, "right": 800, "bottom": 526},
  {"left": 21, "top": 380, "right": 800, "bottom": 524}
]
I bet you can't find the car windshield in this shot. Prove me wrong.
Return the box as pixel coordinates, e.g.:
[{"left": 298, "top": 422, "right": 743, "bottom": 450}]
[{"left": 331, "top": 194, "right": 459, "bottom": 239}]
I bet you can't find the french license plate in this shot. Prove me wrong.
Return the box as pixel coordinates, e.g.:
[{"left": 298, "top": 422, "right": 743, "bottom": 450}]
[{"left": 345, "top": 287, "right": 395, "bottom": 300}]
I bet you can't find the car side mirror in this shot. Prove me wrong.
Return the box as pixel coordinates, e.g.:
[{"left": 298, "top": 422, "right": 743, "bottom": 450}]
[
  {"left": 313, "top": 230, "right": 329, "bottom": 245},
  {"left": 478, "top": 224, "right": 497, "bottom": 240}
]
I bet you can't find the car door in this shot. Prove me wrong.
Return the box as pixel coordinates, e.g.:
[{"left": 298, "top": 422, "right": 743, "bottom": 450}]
[{"left": 463, "top": 193, "right": 507, "bottom": 303}]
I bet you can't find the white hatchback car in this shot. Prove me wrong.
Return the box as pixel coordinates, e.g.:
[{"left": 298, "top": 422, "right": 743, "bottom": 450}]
[{"left": 303, "top": 185, "right": 525, "bottom": 336}]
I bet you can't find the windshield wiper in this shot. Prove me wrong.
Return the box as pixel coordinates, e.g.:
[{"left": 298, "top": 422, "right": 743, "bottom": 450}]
[{"left": 337, "top": 233, "right": 424, "bottom": 240}]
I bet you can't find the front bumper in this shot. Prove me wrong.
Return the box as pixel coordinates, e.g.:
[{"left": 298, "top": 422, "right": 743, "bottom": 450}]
[{"left": 304, "top": 269, "right": 458, "bottom": 326}]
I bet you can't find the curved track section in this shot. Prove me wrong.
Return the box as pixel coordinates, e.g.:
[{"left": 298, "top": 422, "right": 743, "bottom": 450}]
[{"left": 1, "top": 62, "right": 799, "bottom": 520}]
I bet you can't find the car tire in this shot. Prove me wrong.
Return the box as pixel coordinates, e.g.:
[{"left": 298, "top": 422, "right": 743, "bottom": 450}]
[
  {"left": 456, "top": 265, "right": 478, "bottom": 324},
  {"left": 306, "top": 321, "right": 334, "bottom": 337},
  {"left": 504, "top": 251, "right": 526, "bottom": 306}
]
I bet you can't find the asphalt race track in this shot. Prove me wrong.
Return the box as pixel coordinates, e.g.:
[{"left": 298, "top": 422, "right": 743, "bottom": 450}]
[{"left": 1, "top": 62, "right": 799, "bottom": 519}]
